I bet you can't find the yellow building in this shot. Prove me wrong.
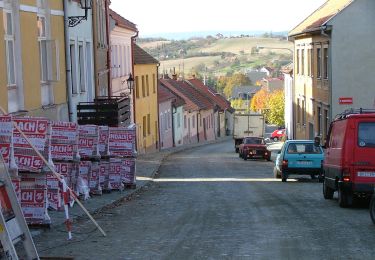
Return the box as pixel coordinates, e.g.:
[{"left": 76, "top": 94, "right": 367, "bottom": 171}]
[
  {"left": 0, "top": 0, "right": 67, "bottom": 120},
  {"left": 133, "top": 44, "right": 159, "bottom": 154}
]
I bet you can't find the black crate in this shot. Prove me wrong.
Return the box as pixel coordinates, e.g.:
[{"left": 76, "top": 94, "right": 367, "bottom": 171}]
[{"left": 77, "top": 96, "right": 131, "bottom": 126}]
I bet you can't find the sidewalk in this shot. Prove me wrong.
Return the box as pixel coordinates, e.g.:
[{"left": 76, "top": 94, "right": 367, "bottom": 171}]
[{"left": 40, "top": 136, "right": 232, "bottom": 232}]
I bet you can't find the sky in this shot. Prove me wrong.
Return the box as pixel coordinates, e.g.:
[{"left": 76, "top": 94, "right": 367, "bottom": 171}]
[{"left": 110, "top": 0, "right": 327, "bottom": 38}]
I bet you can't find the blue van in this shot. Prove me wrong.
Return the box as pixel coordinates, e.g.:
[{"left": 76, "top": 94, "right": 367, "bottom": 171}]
[{"left": 274, "top": 140, "right": 324, "bottom": 182}]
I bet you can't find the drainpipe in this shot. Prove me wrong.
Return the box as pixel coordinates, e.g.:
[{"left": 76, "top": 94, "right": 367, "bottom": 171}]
[
  {"left": 105, "top": 0, "right": 111, "bottom": 96},
  {"left": 131, "top": 30, "right": 139, "bottom": 125},
  {"left": 63, "top": 0, "right": 73, "bottom": 121},
  {"left": 321, "top": 25, "right": 332, "bottom": 138},
  {"left": 197, "top": 111, "right": 200, "bottom": 143},
  {"left": 156, "top": 63, "right": 160, "bottom": 151}
]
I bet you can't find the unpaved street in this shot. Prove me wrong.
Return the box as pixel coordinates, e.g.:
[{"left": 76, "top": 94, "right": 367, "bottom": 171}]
[{"left": 36, "top": 139, "right": 375, "bottom": 259}]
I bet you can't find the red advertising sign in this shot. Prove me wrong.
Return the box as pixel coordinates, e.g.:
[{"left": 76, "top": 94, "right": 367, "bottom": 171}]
[{"left": 339, "top": 97, "right": 353, "bottom": 105}]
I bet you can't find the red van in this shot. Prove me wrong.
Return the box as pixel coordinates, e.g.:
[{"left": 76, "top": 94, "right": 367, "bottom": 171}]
[{"left": 322, "top": 109, "right": 375, "bottom": 207}]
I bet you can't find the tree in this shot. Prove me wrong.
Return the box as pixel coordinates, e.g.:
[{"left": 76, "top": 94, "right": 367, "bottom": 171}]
[
  {"left": 223, "top": 73, "right": 251, "bottom": 98},
  {"left": 265, "top": 89, "right": 285, "bottom": 126},
  {"left": 250, "top": 89, "right": 269, "bottom": 112},
  {"left": 231, "top": 99, "right": 244, "bottom": 110}
]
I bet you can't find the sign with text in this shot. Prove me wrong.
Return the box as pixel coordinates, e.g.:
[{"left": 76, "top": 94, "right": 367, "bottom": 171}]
[{"left": 339, "top": 97, "right": 353, "bottom": 105}]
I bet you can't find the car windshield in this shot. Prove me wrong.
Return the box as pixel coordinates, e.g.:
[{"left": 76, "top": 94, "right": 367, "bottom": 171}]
[
  {"left": 358, "top": 122, "right": 375, "bottom": 148},
  {"left": 287, "top": 143, "right": 322, "bottom": 154},
  {"left": 244, "top": 138, "right": 264, "bottom": 144}
]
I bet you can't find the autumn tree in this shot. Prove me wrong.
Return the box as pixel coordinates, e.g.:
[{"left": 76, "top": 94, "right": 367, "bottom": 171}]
[
  {"left": 223, "top": 73, "right": 252, "bottom": 98},
  {"left": 266, "top": 89, "right": 285, "bottom": 126},
  {"left": 250, "top": 89, "right": 269, "bottom": 112}
]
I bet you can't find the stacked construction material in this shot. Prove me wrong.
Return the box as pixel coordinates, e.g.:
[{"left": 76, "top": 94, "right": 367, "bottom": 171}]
[
  {"left": 13, "top": 117, "right": 51, "bottom": 225},
  {"left": 48, "top": 122, "right": 79, "bottom": 210},
  {"left": 108, "top": 124, "right": 137, "bottom": 189},
  {"left": 78, "top": 125, "right": 101, "bottom": 198}
]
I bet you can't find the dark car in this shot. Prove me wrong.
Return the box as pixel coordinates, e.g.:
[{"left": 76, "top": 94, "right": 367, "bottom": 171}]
[{"left": 239, "top": 137, "right": 271, "bottom": 161}]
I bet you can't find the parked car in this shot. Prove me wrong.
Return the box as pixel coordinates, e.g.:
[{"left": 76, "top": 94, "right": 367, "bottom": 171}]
[
  {"left": 271, "top": 129, "right": 286, "bottom": 141},
  {"left": 239, "top": 137, "right": 271, "bottom": 161},
  {"left": 274, "top": 140, "right": 324, "bottom": 182},
  {"left": 322, "top": 109, "right": 375, "bottom": 208}
]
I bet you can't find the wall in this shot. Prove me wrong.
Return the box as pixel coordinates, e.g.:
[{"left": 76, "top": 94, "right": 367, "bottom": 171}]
[
  {"left": 173, "top": 106, "right": 184, "bottom": 146},
  {"left": 329, "top": 0, "right": 375, "bottom": 117},
  {"left": 134, "top": 64, "right": 158, "bottom": 153},
  {"left": 183, "top": 110, "right": 198, "bottom": 144},
  {"left": 159, "top": 100, "right": 173, "bottom": 149},
  {"left": 65, "top": 0, "right": 95, "bottom": 122}
]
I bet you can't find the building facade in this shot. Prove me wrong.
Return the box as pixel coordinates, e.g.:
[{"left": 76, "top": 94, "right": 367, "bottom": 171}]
[
  {"left": 133, "top": 44, "right": 159, "bottom": 153},
  {"left": 0, "top": 0, "right": 68, "bottom": 120},
  {"left": 64, "top": 0, "right": 95, "bottom": 122},
  {"left": 92, "top": 0, "right": 110, "bottom": 97}
]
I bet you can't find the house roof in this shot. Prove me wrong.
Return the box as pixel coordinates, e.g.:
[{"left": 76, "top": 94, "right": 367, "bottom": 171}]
[
  {"left": 109, "top": 9, "right": 138, "bottom": 32},
  {"left": 187, "top": 78, "right": 233, "bottom": 112},
  {"left": 160, "top": 79, "right": 199, "bottom": 111},
  {"left": 133, "top": 44, "right": 159, "bottom": 65},
  {"left": 160, "top": 79, "right": 215, "bottom": 112},
  {"left": 158, "top": 84, "right": 186, "bottom": 107},
  {"left": 289, "top": 0, "right": 354, "bottom": 37}
]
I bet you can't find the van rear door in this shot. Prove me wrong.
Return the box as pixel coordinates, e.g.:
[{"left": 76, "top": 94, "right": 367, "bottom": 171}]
[{"left": 353, "top": 120, "right": 375, "bottom": 185}]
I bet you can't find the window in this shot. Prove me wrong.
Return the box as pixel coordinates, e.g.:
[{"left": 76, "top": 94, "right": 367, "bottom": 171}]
[
  {"left": 86, "top": 42, "right": 92, "bottom": 96},
  {"left": 184, "top": 115, "right": 187, "bottom": 128},
  {"left": 167, "top": 110, "right": 171, "bottom": 128},
  {"left": 143, "top": 116, "right": 147, "bottom": 137},
  {"left": 301, "top": 49, "right": 305, "bottom": 75},
  {"left": 302, "top": 99, "right": 306, "bottom": 125},
  {"left": 323, "top": 47, "right": 329, "bottom": 79},
  {"left": 135, "top": 76, "right": 139, "bottom": 98},
  {"left": 70, "top": 43, "right": 78, "bottom": 94},
  {"left": 4, "top": 11, "right": 15, "bottom": 85},
  {"left": 146, "top": 75, "right": 149, "bottom": 96},
  {"left": 141, "top": 75, "right": 145, "bottom": 97},
  {"left": 79, "top": 43, "right": 86, "bottom": 92},
  {"left": 297, "top": 99, "right": 300, "bottom": 124},
  {"left": 317, "top": 48, "right": 321, "bottom": 78},
  {"left": 153, "top": 74, "right": 156, "bottom": 93},
  {"left": 296, "top": 49, "right": 300, "bottom": 74},
  {"left": 38, "top": 16, "right": 48, "bottom": 82},
  {"left": 192, "top": 115, "right": 195, "bottom": 128},
  {"left": 177, "top": 113, "right": 181, "bottom": 128},
  {"left": 307, "top": 49, "right": 312, "bottom": 77},
  {"left": 147, "top": 114, "right": 151, "bottom": 135}
]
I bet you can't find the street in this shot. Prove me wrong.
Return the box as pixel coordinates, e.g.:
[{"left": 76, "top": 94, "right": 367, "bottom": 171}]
[{"left": 35, "top": 139, "right": 375, "bottom": 259}]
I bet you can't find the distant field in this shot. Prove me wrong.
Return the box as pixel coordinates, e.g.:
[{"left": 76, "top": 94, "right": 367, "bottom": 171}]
[
  {"left": 144, "top": 36, "right": 293, "bottom": 76},
  {"left": 139, "top": 40, "right": 171, "bottom": 49},
  {"left": 160, "top": 56, "right": 222, "bottom": 74},
  {"left": 194, "top": 37, "right": 293, "bottom": 55}
]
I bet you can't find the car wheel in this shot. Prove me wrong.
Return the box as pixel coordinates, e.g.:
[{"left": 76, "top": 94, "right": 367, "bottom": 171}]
[
  {"left": 323, "top": 179, "right": 334, "bottom": 200},
  {"left": 282, "top": 177, "right": 287, "bottom": 182},
  {"left": 243, "top": 156, "right": 247, "bottom": 161},
  {"left": 338, "top": 187, "right": 352, "bottom": 208},
  {"left": 369, "top": 194, "right": 375, "bottom": 224},
  {"left": 273, "top": 137, "right": 278, "bottom": 142},
  {"left": 311, "top": 174, "right": 316, "bottom": 180},
  {"left": 235, "top": 148, "right": 239, "bottom": 153},
  {"left": 239, "top": 152, "right": 242, "bottom": 158}
]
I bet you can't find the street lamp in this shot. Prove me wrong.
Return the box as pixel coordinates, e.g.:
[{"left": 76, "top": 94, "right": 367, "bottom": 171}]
[
  {"left": 127, "top": 73, "right": 134, "bottom": 93},
  {"left": 68, "top": 0, "right": 93, "bottom": 27},
  {"left": 256, "top": 46, "right": 293, "bottom": 54}
]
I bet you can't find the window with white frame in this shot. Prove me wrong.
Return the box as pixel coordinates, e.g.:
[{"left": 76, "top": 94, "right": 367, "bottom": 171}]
[
  {"left": 4, "top": 11, "right": 16, "bottom": 86},
  {"left": 70, "top": 43, "right": 78, "bottom": 94},
  {"left": 79, "top": 43, "right": 86, "bottom": 92},
  {"left": 38, "top": 16, "right": 48, "bottom": 82},
  {"left": 86, "top": 42, "right": 93, "bottom": 95}
]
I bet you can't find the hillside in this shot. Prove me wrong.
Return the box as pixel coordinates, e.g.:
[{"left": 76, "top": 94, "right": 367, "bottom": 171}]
[{"left": 138, "top": 36, "right": 293, "bottom": 77}]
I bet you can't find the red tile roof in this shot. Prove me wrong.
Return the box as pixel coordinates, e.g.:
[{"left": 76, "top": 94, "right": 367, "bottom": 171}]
[
  {"left": 187, "top": 78, "right": 233, "bottom": 112},
  {"left": 158, "top": 84, "right": 186, "bottom": 107},
  {"left": 109, "top": 9, "right": 138, "bottom": 32},
  {"left": 133, "top": 44, "right": 159, "bottom": 65}
]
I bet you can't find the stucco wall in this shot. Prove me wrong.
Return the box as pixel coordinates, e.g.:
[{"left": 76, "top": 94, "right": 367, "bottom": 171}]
[
  {"left": 329, "top": 0, "right": 375, "bottom": 117},
  {"left": 159, "top": 101, "right": 173, "bottom": 149},
  {"left": 173, "top": 106, "right": 184, "bottom": 146}
]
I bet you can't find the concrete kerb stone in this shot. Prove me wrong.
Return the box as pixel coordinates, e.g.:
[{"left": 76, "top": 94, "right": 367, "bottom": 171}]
[{"left": 49, "top": 136, "right": 232, "bottom": 226}]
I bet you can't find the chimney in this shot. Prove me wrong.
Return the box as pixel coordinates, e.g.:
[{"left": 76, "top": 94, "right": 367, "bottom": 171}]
[{"left": 172, "top": 74, "right": 177, "bottom": 80}]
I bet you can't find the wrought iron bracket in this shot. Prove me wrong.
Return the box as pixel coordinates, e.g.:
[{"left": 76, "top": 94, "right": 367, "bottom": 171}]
[{"left": 68, "top": 16, "right": 87, "bottom": 27}]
